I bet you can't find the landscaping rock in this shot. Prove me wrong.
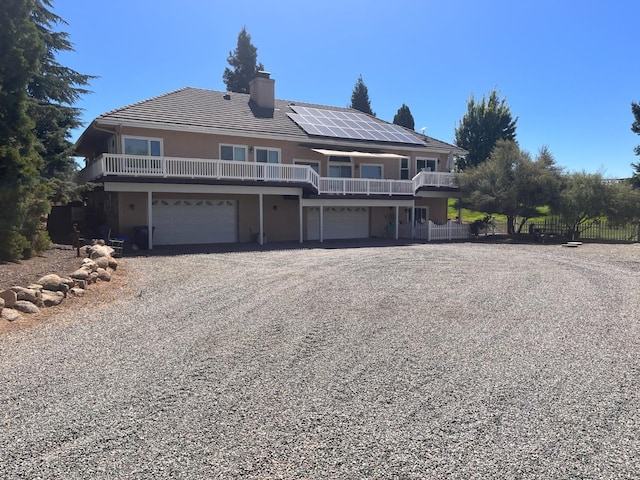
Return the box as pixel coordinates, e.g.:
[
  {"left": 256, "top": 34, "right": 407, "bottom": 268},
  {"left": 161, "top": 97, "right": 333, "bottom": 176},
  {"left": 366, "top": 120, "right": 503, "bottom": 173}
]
[
  {"left": 89, "top": 272, "right": 99, "bottom": 283},
  {"left": 37, "top": 274, "right": 64, "bottom": 291},
  {"left": 88, "top": 244, "right": 114, "bottom": 260},
  {"left": 0, "top": 297, "right": 4, "bottom": 315},
  {"left": 96, "top": 268, "right": 111, "bottom": 282},
  {"left": 71, "top": 268, "right": 91, "bottom": 280},
  {"left": 61, "top": 277, "right": 75, "bottom": 290},
  {"left": 10, "top": 287, "right": 42, "bottom": 306},
  {"left": 41, "top": 290, "right": 64, "bottom": 307},
  {"left": 95, "top": 256, "right": 109, "bottom": 269},
  {"left": 13, "top": 301, "right": 40, "bottom": 314},
  {"left": 81, "top": 258, "right": 98, "bottom": 272},
  {"left": 73, "top": 279, "right": 87, "bottom": 289},
  {"left": 0, "top": 289, "right": 17, "bottom": 308},
  {"left": 1, "top": 308, "right": 21, "bottom": 322},
  {"left": 108, "top": 256, "right": 118, "bottom": 270},
  {"left": 70, "top": 287, "right": 85, "bottom": 297}
]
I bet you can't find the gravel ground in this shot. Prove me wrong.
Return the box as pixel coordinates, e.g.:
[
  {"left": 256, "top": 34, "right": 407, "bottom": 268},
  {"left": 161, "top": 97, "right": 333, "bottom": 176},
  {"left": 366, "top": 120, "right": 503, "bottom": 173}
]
[{"left": 0, "top": 242, "right": 639, "bottom": 479}]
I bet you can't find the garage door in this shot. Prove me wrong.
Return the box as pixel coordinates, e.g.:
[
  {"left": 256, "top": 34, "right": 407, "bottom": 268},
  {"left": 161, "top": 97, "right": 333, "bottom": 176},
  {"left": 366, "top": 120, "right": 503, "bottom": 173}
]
[
  {"left": 307, "top": 206, "right": 369, "bottom": 240},
  {"left": 152, "top": 199, "right": 237, "bottom": 245}
]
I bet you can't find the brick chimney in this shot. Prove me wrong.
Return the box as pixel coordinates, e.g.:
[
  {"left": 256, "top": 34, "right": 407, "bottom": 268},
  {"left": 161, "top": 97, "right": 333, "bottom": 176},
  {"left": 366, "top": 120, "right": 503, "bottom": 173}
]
[{"left": 249, "top": 71, "right": 275, "bottom": 111}]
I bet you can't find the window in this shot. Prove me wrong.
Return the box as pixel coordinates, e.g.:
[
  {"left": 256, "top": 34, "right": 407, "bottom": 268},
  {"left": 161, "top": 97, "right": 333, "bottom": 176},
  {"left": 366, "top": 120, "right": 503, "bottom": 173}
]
[
  {"left": 400, "top": 157, "right": 409, "bottom": 180},
  {"left": 328, "top": 155, "right": 352, "bottom": 178},
  {"left": 417, "top": 158, "right": 437, "bottom": 172},
  {"left": 294, "top": 160, "right": 320, "bottom": 174},
  {"left": 255, "top": 147, "right": 280, "bottom": 163},
  {"left": 220, "top": 144, "right": 247, "bottom": 161},
  {"left": 414, "top": 207, "right": 429, "bottom": 224},
  {"left": 123, "top": 137, "right": 162, "bottom": 156},
  {"left": 360, "top": 164, "right": 383, "bottom": 179}
]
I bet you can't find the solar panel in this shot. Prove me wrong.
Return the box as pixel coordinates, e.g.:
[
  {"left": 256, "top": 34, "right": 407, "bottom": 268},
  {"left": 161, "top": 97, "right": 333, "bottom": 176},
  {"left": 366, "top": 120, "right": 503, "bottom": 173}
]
[{"left": 288, "top": 106, "right": 424, "bottom": 145}]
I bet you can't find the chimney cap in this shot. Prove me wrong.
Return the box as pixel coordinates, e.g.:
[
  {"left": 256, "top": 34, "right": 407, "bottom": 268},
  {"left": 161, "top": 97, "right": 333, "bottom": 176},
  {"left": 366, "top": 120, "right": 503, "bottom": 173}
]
[{"left": 256, "top": 70, "right": 271, "bottom": 79}]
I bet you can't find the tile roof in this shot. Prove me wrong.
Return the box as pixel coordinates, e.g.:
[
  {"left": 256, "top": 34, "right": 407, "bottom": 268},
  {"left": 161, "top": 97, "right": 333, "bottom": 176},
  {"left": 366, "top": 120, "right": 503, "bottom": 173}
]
[{"left": 92, "top": 87, "right": 465, "bottom": 154}]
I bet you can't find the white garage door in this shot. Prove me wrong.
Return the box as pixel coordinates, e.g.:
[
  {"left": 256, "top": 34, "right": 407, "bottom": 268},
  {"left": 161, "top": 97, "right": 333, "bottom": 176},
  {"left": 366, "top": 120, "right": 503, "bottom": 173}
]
[
  {"left": 307, "top": 206, "right": 369, "bottom": 240},
  {"left": 152, "top": 198, "right": 237, "bottom": 245}
]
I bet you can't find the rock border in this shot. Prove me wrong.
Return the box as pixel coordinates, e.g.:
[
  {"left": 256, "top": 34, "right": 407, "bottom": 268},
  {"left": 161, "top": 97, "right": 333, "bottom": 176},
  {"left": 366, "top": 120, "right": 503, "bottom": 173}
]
[{"left": 0, "top": 241, "right": 119, "bottom": 323}]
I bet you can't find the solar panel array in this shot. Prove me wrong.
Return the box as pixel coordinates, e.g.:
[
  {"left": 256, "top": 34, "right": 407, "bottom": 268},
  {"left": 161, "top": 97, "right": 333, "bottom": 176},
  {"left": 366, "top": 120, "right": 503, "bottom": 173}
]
[{"left": 288, "top": 105, "right": 424, "bottom": 145}]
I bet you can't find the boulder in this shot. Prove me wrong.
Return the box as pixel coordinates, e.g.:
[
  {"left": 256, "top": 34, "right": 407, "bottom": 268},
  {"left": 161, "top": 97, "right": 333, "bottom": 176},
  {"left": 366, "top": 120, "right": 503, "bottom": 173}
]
[
  {"left": 88, "top": 244, "right": 114, "bottom": 259},
  {"left": 95, "top": 256, "right": 109, "bottom": 269},
  {"left": 96, "top": 268, "right": 111, "bottom": 282},
  {"left": 41, "top": 290, "right": 64, "bottom": 307},
  {"left": 70, "top": 267, "right": 91, "bottom": 280},
  {"left": 0, "top": 289, "right": 17, "bottom": 308},
  {"left": 13, "top": 300, "right": 40, "bottom": 314},
  {"left": 81, "top": 258, "right": 98, "bottom": 272},
  {"left": 107, "top": 256, "right": 118, "bottom": 271},
  {"left": 70, "top": 287, "right": 85, "bottom": 297},
  {"left": 1, "top": 308, "right": 21, "bottom": 322},
  {"left": 10, "top": 286, "right": 42, "bottom": 306},
  {"left": 37, "top": 274, "right": 63, "bottom": 291}
]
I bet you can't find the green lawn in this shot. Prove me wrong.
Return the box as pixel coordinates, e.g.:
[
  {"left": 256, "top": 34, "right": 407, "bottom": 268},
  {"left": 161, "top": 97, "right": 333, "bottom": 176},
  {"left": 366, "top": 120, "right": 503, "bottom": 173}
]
[{"left": 447, "top": 199, "right": 550, "bottom": 223}]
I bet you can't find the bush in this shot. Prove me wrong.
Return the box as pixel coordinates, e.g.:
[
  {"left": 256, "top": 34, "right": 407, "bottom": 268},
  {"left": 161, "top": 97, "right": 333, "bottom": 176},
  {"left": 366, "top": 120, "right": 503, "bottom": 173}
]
[{"left": 470, "top": 215, "right": 492, "bottom": 236}]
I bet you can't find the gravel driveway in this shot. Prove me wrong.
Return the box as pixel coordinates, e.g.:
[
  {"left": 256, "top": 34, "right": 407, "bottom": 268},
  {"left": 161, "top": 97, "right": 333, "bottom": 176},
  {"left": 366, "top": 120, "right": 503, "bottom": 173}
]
[{"left": 1, "top": 242, "right": 639, "bottom": 479}]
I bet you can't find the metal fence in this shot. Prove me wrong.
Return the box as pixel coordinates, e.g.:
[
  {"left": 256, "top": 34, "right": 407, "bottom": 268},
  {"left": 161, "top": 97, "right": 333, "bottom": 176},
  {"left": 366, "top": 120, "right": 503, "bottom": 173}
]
[{"left": 485, "top": 218, "right": 639, "bottom": 243}]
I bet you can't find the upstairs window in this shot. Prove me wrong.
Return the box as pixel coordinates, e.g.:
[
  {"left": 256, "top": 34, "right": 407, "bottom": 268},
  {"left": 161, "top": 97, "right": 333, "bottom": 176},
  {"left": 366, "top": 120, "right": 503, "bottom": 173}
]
[
  {"left": 220, "top": 144, "right": 247, "bottom": 161},
  {"left": 417, "top": 158, "right": 437, "bottom": 172},
  {"left": 360, "top": 164, "right": 383, "bottom": 179},
  {"left": 328, "top": 155, "right": 352, "bottom": 178},
  {"left": 400, "top": 157, "right": 409, "bottom": 179},
  {"left": 255, "top": 147, "right": 280, "bottom": 163},
  {"left": 123, "top": 137, "right": 162, "bottom": 156}
]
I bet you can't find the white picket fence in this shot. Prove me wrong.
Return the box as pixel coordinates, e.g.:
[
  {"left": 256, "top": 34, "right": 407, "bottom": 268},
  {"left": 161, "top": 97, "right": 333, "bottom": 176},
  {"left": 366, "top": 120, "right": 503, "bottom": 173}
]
[{"left": 398, "top": 220, "right": 470, "bottom": 241}]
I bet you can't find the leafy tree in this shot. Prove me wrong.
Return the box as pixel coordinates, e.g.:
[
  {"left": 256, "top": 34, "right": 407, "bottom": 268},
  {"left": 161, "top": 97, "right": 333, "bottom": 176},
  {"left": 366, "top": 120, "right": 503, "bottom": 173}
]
[
  {"left": 454, "top": 89, "right": 518, "bottom": 170},
  {"left": 393, "top": 103, "right": 414, "bottom": 130},
  {"left": 458, "top": 140, "right": 562, "bottom": 234},
  {"left": 223, "top": 26, "right": 264, "bottom": 94},
  {"left": 553, "top": 171, "right": 611, "bottom": 240},
  {"left": 0, "top": 0, "right": 48, "bottom": 261},
  {"left": 630, "top": 102, "right": 640, "bottom": 188},
  {"left": 349, "top": 75, "right": 375, "bottom": 116},
  {"left": 607, "top": 181, "right": 640, "bottom": 226}
]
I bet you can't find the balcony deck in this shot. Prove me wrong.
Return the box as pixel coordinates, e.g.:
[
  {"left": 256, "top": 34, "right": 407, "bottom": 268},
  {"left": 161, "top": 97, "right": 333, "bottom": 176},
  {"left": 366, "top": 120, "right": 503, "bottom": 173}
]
[{"left": 77, "top": 154, "right": 457, "bottom": 195}]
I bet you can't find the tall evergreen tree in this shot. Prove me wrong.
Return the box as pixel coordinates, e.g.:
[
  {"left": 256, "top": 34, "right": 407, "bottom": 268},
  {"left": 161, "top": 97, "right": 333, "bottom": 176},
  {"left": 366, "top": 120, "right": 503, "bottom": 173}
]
[
  {"left": 28, "top": 0, "right": 93, "bottom": 181},
  {"left": 223, "top": 27, "right": 264, "bottom": 94},
  {"left": 349, "top": 75, "right": 375, "bottom": 116},
  {"left": 0, "top": 0, "right": 47, "bottom": 260},
  {"left": 630, "top": 101, "right": 640, "bottom": 188},
  {"left": 393, "top": 103, "right": 415, "bottom": 130},
  {"left": 454, "top": 89, "right": 517, "bottom": 170}
]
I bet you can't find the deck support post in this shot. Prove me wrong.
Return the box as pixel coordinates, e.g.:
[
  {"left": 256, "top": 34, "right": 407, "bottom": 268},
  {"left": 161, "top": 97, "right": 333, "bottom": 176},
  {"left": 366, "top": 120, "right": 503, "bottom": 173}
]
[
  {"left": 147, "top": 190, "right": 153, "bottom": 250},
  {"left": 259, "top": 193, "right": 264, "bottom": 246},
  {"left": 299, "top": 196, "right": 303, "bottom": 243},
  {"left": 320, "top": 205, "right": 324, "bottom": 243},
  {"left": 395, "top": 205, "right": 399, "bottom": 240}
]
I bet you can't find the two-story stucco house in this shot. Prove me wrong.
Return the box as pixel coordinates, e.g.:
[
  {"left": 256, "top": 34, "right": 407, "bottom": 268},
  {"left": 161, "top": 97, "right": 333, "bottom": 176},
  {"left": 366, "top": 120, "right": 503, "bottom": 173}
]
[{"left": 75, "top": 73, "right": 467, "bottom": 249}]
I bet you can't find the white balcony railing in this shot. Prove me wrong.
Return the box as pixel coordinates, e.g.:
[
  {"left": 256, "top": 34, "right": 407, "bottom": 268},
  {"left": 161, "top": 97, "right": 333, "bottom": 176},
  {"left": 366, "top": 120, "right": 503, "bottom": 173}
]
[
  {"left": 413, "top": 171, "right": 458, "bottom": 190},
  {"left": 76, "top": 154, "right": 457, "bottom": 196},
  {"left": 318, "top": 177, "right": 414, "bottom": 195}
]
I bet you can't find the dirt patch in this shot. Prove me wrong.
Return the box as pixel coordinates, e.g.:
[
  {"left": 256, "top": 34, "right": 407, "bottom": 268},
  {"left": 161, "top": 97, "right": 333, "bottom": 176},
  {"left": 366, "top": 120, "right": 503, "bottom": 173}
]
[{"left": 0, "top": 245, "right": 131, "bottom": 336}]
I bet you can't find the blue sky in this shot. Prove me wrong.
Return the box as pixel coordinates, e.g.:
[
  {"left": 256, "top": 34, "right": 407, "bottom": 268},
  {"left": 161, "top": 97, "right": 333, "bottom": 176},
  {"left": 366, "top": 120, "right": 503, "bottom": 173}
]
[{"left": 55, "top": 0, "right": 639, "bottom": 178}]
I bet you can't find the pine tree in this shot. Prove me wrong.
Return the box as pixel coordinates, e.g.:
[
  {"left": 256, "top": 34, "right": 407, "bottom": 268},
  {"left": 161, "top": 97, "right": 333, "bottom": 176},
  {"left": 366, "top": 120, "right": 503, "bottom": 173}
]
[
  {"left": 454, "top": 89, "right": 518, "bottom": 170},
  {"left": 393, "top": 103, "right": 415, "bottom": 130},
  {"left": 28, "top": 0, "right": 94, "bottom": 181},
  {"left": 349, "top": 75, "right": 375, "bottom": 116},
  {"left": 223, "top": 27, "right": 264, "bottom": 94},
  {"left": 0, "top": 0, "right": 47, "bottom": 260}
]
